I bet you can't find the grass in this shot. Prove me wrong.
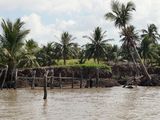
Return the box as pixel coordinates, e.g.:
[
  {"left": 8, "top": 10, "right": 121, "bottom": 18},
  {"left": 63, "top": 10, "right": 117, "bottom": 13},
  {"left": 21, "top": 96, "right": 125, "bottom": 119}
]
[{"left": 55, "top": 59, "right": 111, "bottom": 72}]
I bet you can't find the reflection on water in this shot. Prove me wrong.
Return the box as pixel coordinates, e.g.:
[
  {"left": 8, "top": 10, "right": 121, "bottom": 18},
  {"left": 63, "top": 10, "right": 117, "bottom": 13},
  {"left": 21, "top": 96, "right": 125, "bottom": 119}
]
[{"left": 0, "top": 87, "right": 160, "bottom": 120}]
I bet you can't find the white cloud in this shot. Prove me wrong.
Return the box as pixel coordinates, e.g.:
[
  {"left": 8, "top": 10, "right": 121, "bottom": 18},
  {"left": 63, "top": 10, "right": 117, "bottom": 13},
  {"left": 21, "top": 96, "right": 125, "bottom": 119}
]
[{"left": 1, "top": 0, "right": 160, "bottom": 46}]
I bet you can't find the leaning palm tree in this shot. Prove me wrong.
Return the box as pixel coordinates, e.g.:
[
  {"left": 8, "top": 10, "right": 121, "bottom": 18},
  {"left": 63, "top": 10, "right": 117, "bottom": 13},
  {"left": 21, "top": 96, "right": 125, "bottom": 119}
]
[
  {"left": 105, "top": 0, "right": 135, "bottom": 29},
  {"left": 83, "top": 27, "right": 112, "bottom": 64},
  {"left": 0, "top": 18, "right": 30, "bottom": 82},
  {"left": 55, "top": 32, "right": 77, "bottom": 65},
  {"left": 105, "top": 0, "right": 151, "bottom": 80}
]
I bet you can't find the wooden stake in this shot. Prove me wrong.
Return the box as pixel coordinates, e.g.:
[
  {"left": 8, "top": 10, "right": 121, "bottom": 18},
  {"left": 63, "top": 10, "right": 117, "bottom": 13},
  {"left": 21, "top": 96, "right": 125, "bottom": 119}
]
[
  {"left": 50, "top": 69, "right": 54, "bottom": 89},
  {"left": 14, "top": 69, "right": 18, "bottom": 89},
  {"left": 43, "top": 70, "right": 49, "bottom": 99},
  {"left": 80, "top": 68, "right": 83, "bottom": 88},
  {"left": 72, "top": 72, "right": 74, "bottom": 89},
  {"left": 59, "top": 73, "right": 62, "bottom": 89},
  {"left": 96, "top": 68, "right": 99, "bottom": 88},
  {"left": 31, "top": 70, "right": 36, "bottom": 89},
  {"left": 1, "top": 65, "right": 8, "bottom": 90}
]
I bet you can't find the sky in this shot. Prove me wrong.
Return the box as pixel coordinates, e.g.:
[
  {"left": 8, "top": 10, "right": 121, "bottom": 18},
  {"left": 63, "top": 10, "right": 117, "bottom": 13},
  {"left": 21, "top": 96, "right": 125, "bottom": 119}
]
[{"left": 0, "top": 0, "right": 160, "bottom": 46}]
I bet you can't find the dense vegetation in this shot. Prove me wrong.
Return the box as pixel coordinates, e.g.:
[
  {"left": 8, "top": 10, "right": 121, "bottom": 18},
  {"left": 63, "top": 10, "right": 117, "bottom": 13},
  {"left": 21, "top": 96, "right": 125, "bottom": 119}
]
[{"left": 0, "top": 1, "right": 160, "bottom": 82}]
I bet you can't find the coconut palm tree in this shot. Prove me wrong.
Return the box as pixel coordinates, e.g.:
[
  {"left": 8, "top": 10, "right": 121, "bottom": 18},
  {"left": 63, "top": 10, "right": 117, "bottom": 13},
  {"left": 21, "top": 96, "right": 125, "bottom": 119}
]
[
  {"left": 37, "top": 42, "right": 56, "bottom": 66},
  {"left": 105, "top": 0, "right": 135, "bottom": 29},
  {"left": 105, "top": 0, "right": 151, "bottom": 80},
  {"left": 83, "top": 27, "right": 112, "bottom": 64},
  {"left": 55, "top": 32, "right": 77, "bottom": 65},
  {"left": 140, "top": 38, "right": 159, "bottom": 66},
  {"left": 140, "top": 24, "right": 160, "bottom": 65},
  {"left": 18, "top": 39, "right": 40, "bottom": 68},
  {"left": 0, "top": 18, "right": 30, "bottom": 81},
  {"left": 141, "top": 24, "right": 160, "bottom": 44}
]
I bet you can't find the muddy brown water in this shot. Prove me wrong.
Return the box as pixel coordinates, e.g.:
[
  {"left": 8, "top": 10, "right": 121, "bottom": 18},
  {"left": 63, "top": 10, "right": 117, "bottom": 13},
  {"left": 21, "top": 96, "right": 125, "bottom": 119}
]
[{"left": 0, "top": 87, "right": 160, "bottom": 120}]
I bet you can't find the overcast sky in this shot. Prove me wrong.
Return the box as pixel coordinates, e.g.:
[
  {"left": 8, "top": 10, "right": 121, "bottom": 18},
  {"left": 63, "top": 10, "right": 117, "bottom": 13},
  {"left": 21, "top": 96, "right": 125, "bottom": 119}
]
[{"left": 0, "top": 0, "right": 159, "bottom": 46}]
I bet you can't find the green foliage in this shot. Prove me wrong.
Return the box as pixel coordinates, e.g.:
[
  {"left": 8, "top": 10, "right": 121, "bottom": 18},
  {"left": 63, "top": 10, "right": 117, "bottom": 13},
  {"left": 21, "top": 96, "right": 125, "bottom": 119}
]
[
  {"left": 18, "top": 39, "right": 40, "bottom": 68},
  {"left": 54, "top": 61, "right": 111, "bottom": 72},
  {"left": 83, "top": 27, "right": 112, "bottom": 64},
  {"left": 105, "top": 0, "right": 135, "bottom": 28},
  {"left": 36, "top": 42, "right": 56, "bottom": 66},
  {"left": 0, "top": 18, "right": 30, "bottom": 69},
  {"left": 54, "top": 32, "right": 77, "bottom": 65}
]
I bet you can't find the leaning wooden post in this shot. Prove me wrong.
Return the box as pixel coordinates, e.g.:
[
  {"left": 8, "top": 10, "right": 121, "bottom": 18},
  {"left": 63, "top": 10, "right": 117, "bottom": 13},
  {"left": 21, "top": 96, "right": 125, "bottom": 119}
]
[
  {"left": 50, "top": 69, "right": 54, "bottom": 89},
  {"left": 59, "top": 73, "right": 62, "bottom": 89},
  {"left": 96, "top": 68, "right": 99, "bottom": 88},
  {"left": 43, "top": 70, "right": 49, "bottom": 99},
  {"left": 1, "top": 65, "right": 8, "bottom": 90},
  {"left": 31, "top": 70, "right": 36, "bottom": 89},
  {"left": 80, "top": 68, "right": 83, "bottom": 88},
  {"left": 72, "top": 72, "right": 74, "bottom": 89},
  {"left": 14, "top": 69, "right": 18, "bottom": 89}
]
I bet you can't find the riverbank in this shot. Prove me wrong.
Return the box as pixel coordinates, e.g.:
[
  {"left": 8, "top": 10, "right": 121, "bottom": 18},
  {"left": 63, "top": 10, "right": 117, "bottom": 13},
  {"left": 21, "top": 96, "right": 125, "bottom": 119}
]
[{"left": 1, "top": 62, "right": 160, "bottom": 89}]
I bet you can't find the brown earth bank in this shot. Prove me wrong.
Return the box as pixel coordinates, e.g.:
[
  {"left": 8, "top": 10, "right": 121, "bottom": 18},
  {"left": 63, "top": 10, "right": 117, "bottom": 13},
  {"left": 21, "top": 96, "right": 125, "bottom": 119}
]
[{"left": 1, "top": 63, "right": 160, "bottom": 88}]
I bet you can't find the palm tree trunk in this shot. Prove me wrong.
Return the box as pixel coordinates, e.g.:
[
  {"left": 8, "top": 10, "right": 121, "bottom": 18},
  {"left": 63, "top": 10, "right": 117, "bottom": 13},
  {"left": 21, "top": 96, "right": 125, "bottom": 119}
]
[
  {"left": 132, "top": 44, "right": 151, "bottom": 80},
  {"left": 128, "top": 48, "right": 141, "bottom": 76},
  {"left": 63, "top": 53, "right": 66, "bottom": 65}
]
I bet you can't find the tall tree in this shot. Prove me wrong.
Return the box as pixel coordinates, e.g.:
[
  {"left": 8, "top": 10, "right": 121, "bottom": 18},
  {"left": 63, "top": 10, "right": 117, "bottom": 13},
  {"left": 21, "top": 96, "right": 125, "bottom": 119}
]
[
  {"left": 55, "top": 32, "right": 77, "bottom": 65},
  {"left": 105, "top": 0, "right": 151, "bottom": 80},
  {"left": 0, "top": 18, "right": 29, "bottom": 81},
  {"left": 83, "top": 27, "right": 112, "bottom": 64}
]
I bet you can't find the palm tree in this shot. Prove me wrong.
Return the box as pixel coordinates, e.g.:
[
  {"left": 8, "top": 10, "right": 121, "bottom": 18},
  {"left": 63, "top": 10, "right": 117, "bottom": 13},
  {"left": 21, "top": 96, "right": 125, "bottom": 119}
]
[
  {"left": 141, "top": 24, "right": 160, "bottom": 44},
  {"left": 105, "top": 0, "right": 151, "bottom": 80},
  {"left": 106, "top": 44, "right": 119, "bottom": 62},
  {"left": 55, "top": 32, "right": 77, "bottom": 65},
  {"left": 18, "top": 39, "right": 40, "bottom": 68},
  {"left": 140, "top": 38, "right": 159, "bottom": 66},
  {"left": 140, "top": 24, "right": 160, "bottom": 65},
  {"left": 0, "top": 18, "right": 29, "bottom": 81},
  {"left": 105, "top": 0, "right": 135, "bottom": 29},
  {"left": 37, "top": 42, "right": 56, "bottom": 66},
  {"left": 83, "top": 27, "right": 112, "bottom": 64}
]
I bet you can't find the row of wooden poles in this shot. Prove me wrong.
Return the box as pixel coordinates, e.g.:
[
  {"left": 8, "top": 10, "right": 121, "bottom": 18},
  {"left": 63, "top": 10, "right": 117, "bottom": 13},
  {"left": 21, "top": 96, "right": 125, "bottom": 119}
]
[{"left": 0, "top": 67, "right": 100, "bottom": 99}]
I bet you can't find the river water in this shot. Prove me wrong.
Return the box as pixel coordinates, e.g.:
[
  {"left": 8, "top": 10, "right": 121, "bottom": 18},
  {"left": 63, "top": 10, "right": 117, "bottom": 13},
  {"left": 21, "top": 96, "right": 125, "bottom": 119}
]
[{"left": 0, "top": 87, "right": 160, "bottom": 120}]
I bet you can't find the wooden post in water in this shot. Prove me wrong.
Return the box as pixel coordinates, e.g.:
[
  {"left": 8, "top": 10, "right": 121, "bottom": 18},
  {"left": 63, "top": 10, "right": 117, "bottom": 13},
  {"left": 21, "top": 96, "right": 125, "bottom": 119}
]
[
  {"left": 43, "top": 70, "right": 49, "bottom": 99},
  {"left": 1, "top": 65, "right": 8, "bottom": 90},
  {"left": 14, "top": 69, "right": 18, "bottom": 89},
  {"left": 96, "top": 68, "right": 99, "bottom": 88},
  {"left": 80, "top": 68, "right": 83, "bottom": 88},
  {"left": 50, "top": 69, "right": 54, "bottom": 89},
  {"left": 72, "top": 72, "right": 74, "bottom": 89},
  {"left": 31, "top": 70, "right": 36, "bottom": 89},
  {"left": 59, "top": 73, "right": 62, "bottom": 89}
]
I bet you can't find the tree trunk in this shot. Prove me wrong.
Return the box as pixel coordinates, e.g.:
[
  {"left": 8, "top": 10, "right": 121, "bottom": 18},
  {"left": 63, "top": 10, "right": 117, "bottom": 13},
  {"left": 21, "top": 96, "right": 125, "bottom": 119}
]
[
  {"left": 132, "top": 44, "right": 151, "bottom": 80},
  {"left": 128, "top": 47, "right": 140, "bottom": 75}
]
